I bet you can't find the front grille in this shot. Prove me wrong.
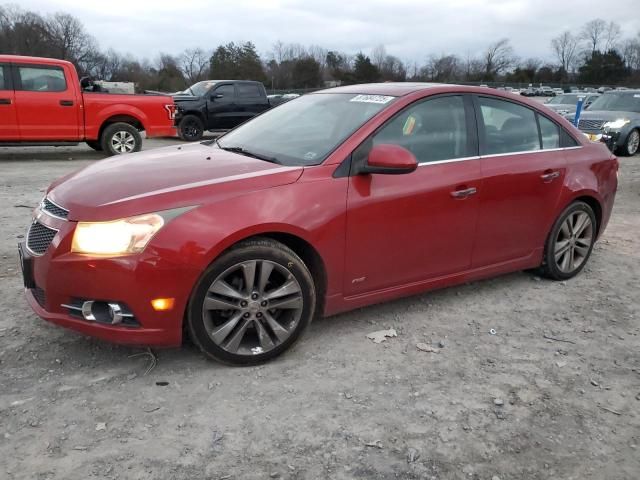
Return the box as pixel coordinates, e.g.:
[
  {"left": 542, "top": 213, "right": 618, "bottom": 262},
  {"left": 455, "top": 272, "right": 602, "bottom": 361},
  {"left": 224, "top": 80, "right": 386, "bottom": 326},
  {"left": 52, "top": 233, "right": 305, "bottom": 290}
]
[
  {"left": 42, "top": 198, "right": 69, "bottom": 219},
  {"left": 578, "top": 119, "right": 605, "bottom": 130},
  {"left": 27, "top": 222, "right": 57, "bottom": 255},
  {"left": 31, "top": 287, "right": 46, "bottom": 308}
]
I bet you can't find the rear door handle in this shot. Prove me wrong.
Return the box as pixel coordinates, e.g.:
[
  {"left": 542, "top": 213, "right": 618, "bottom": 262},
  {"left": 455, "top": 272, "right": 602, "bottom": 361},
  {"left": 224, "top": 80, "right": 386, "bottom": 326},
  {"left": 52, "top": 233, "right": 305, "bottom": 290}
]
[
  {"left": 59, "top": 100, "right": 74, "bottom": 107},
  {"left": 540, "top": 171, "right": 560, "bottom": 183},
  {"left": 0, "top": 98, "right": 11, "bottom": 105},
  {"left": 450, "top": 187, "right": 477, "bottom": 199}
]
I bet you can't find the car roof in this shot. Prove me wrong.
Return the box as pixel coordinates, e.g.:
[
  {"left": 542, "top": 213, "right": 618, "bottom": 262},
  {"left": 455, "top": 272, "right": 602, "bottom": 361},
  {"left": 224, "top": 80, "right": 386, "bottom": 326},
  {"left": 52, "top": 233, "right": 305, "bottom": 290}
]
[
  {"left": 314, "top": 82, "right": 460, "bottom": 97},
  {"left": 0, "top": 54, "right": 74, "bottom": 67}
]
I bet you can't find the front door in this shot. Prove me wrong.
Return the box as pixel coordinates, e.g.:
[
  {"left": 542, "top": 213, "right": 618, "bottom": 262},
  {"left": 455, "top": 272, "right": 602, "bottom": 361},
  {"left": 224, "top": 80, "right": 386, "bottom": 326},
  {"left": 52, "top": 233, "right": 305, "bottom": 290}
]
[
  {"left": 0, "top": 63, "right": 18, "bottom": 140},
  {"left": 471, "top": 95, "right": 567, "bottom": 267},
  {"left": 207, "top": 83, "right": 237, "bottom": 130},
  {"left": 13, "top": 63, "right": 80, "bottom": 141},
  {"left": 344, "top": 94, "right": 482, "bottom": 296}
]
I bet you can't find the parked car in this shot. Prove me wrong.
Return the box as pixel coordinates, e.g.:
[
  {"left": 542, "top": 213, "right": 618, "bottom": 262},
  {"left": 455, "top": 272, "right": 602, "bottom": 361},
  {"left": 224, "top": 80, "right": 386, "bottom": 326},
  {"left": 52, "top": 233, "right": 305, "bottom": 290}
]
[
  {"left": 545, "top": 93, "right": 600, "bottom": 115},
  {"left": 569, "top": 89, "right": 640, "bottom": 156},
  {"left": 539, "top": 86, "right": 555, "bottom": 96},
  {"left": 173, "top": 80, "right": 270, "bottom": 141},
  {"left": 0, "top": 55, "right": 176, "bottom": 155},
  {"left": 552, "top": 88, "right": 564, "bottom": 96},
  {"left": 20, "top": 83, "right": 618, "bottom": 364}
]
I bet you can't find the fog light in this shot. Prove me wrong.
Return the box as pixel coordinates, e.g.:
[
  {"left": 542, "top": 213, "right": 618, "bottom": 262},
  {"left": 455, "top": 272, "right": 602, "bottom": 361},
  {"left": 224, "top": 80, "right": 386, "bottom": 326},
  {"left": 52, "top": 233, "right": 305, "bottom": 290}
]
[{"left": 151, "top": 298, "right": 175, "bottom": 311}]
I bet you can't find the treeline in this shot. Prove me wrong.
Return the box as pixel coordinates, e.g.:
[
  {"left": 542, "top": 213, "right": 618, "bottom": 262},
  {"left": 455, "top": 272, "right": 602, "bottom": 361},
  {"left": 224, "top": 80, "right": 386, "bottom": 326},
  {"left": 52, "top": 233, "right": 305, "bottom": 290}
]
[{"left": 1, "top": 4, "right": 639, "bottom": 92}]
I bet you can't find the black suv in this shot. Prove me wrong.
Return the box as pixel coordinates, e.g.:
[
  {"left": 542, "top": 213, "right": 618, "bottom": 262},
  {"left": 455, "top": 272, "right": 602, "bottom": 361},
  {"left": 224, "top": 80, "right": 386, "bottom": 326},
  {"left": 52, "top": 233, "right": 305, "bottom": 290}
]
[{"left": 174, "top": 80, "right": 271, "bottom": 141}]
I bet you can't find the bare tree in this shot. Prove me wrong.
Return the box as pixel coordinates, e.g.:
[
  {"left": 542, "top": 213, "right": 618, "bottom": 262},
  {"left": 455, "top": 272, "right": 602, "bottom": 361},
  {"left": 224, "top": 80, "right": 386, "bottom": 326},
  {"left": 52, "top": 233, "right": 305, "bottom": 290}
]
[
  {"left": 581, "top": 18, "right": 607, "bottom": 54},
  {"left": 371, "top": 44, "right": 387, "bottom": 69},
  {"left": 180, "top": 48, "right": 209, "bottom": 83},
  {"left": 621, "top": 37, "right": 640, "bottom": 71},
  {"left": 424, "top": 54, "right": 460, "bottom": 82},
  {"left": 551, "top": 31, "right": 579, "bottom": 76},
  {"left": 483, "top": 39, "right": 515, "bottom": 80},
  {"left": 604, "top": 21, "right": 622, "bottom": 51}
]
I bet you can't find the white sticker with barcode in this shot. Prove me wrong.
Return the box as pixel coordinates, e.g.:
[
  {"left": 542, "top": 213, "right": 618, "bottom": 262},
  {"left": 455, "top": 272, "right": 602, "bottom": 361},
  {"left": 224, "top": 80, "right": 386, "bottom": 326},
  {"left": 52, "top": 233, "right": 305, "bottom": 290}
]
[{"left": 350, "top": 94, "right": 395, "bottom": 104}]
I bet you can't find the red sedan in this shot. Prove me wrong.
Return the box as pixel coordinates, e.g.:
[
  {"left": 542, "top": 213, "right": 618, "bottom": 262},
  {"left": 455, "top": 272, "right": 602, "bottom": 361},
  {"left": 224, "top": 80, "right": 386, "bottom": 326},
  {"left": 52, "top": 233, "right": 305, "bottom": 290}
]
[{"left": 20, "top": 83, "right": 618, "bottom": 365}]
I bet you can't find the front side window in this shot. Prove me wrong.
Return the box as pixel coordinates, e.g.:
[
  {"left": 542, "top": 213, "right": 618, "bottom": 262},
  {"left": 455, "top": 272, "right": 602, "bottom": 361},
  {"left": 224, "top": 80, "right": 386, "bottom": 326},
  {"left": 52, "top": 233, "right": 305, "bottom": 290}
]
[
  {"left": 478, "top": 97, "right": 540, "bottom": 155},
  {"left": 213, "top": 84, "right": 234, "bottom": 100},
  {"left": 237, "top": 84, "right": 262, "bottom": 98},
  {"left": 538, "top": 115, "right": 560, "bottom": 149},
  {"left": 18, "top": 66, "right": 67, "bottom": 92},
  {"left": 368, "top": 95, "right": 471, "bottom": 164}
]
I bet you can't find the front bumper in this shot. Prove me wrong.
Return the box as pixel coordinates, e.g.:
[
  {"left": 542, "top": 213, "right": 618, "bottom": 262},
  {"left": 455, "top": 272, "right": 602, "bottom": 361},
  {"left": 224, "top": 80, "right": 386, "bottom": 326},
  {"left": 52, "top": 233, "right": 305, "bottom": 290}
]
[{"left": 21, "top": 213, "right": 201, "bottom": 347}]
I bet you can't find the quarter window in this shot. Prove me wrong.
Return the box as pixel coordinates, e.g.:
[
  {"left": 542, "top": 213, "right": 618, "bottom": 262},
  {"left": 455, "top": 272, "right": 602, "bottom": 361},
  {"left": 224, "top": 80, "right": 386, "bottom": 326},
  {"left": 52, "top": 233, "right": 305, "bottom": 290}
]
[
  {"left": 17, "top": 66, "right": 67, "bottom": 92},
  {"left": 368, "top": 95, "right": 471, "bottom": 164},
  {"left": 478, "top": 97, "right": 540, "bottom": 155},
  {"left": 538, "top": 115, "right": 560, "bottom": 149},
  {"left": 237, "top": 84, "right": 262, "bottom": 98}
]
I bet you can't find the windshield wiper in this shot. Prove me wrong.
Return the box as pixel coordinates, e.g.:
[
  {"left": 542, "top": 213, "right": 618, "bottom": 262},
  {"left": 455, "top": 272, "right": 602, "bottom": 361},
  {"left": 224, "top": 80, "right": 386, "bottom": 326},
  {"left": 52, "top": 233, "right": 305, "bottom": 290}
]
[{"left": 217, "top": 144, "right": 281, "bottom": 164}]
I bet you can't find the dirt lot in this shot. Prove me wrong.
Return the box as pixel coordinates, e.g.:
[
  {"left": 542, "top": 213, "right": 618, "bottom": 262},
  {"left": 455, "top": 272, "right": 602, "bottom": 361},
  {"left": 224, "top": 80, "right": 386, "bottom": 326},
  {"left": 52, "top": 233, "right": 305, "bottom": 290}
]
[{"left": 0, "top": 139, "right": 639, "bottom": 480}]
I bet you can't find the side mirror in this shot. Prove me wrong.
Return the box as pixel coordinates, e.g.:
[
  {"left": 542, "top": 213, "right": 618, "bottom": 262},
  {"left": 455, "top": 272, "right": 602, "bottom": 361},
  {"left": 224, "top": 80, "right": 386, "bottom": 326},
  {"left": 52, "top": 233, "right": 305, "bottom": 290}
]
[
  {"left": 358, "top": 144, "right": 418, "bottom": 175},
  {"left": 211, "top": 93, "right": 224, "bottom": 100}
]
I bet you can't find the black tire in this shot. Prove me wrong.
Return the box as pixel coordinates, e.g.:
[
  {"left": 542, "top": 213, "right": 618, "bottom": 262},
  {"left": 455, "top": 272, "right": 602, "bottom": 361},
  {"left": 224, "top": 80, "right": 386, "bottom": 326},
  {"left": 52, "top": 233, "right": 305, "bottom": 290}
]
[
  {"left": 100, "top": 122, "right": 142, "bottom": 156},
  {"left": 178, "top": 114, "right": 205, "bottom": 142},
  {"left": 617, "top": 128, "right": 639, "bottom": 157},
  {"left": 86, "top": 140, "right": 102, "bottom": 151},
  {"left": 540, "top": 201, "right": 597, "bottom": 280},
  {"left": 187, "top": 238, "right": 316, "bottom": 365}
]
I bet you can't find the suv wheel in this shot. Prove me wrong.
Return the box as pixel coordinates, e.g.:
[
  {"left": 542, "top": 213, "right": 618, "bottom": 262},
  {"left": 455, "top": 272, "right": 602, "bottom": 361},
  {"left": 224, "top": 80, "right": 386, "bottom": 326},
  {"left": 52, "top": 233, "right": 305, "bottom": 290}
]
[
  {"left": 101, "top": 123, "right": 142, "bottom": 155},
  {"left": 187, "top": 238, "right": 316, "bottom": 365},
  {"left": 540, "top": 201, "right": 597, "bottom": 280},
  {"left": 178, "top": 115, "right": 205, "bottom": 142}
]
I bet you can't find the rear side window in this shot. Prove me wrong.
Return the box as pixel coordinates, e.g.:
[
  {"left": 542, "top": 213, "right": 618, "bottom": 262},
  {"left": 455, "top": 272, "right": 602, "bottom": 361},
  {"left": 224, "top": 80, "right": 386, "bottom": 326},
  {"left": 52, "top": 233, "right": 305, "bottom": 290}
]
[
  {"left": 17, "top": 66, "right": 67, "bottom": 92},
  {"left": 369, "top": 95, "right": 471, "bottom": 164},
  {"left": 237, "top": 83, "right": 263, "bottom": 98},
  {"left": 478, "top": 97, "right": 540, "bottom": 155},
  {"left": 538, "top": 115, "right": 560, "bottom": 149}
]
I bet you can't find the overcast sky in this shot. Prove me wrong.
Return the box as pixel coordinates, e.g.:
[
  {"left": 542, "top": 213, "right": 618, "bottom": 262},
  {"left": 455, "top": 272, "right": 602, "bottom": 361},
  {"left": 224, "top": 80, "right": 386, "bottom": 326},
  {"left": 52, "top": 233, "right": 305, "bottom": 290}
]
[{"left": 18, "top": 0, "right": 640, "bottom": 64}]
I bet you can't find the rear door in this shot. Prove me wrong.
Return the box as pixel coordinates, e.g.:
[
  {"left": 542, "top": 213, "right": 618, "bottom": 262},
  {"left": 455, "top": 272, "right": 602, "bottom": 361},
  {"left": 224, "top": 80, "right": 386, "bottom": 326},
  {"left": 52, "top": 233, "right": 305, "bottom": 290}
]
[
  {"left": 471, "top": 95, "right": 567, "bottom": 267},
  {"left": 0, "top": 62, "right": 19, "bottom": 140},
  {"left": 344, "top": 94, "right": 482, "bottom": 295},
  {"left": 235, "top": 83, "right": 267, "bottom": 124},
  {"left": 206, "top": 83, "right": 237, "bottom": 130},
  {"left": 13, "top": 63, "right": 81, "bottom": 140}
]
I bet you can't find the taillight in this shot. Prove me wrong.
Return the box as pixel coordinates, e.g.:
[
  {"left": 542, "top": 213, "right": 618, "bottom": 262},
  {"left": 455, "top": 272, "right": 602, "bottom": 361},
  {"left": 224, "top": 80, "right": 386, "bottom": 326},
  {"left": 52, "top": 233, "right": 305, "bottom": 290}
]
[{"left": 164, "top": 104, "right": 177, "bottom": 120}]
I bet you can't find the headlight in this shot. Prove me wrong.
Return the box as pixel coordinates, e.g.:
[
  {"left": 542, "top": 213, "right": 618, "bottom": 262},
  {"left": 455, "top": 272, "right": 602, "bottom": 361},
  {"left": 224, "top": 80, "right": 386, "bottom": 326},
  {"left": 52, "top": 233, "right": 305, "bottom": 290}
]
[
  {"left": 603, "top": 119, "right": 630, "bottom": 129},
  {"left": 72, "top": 213, "right": 165, "bottom": 255}
]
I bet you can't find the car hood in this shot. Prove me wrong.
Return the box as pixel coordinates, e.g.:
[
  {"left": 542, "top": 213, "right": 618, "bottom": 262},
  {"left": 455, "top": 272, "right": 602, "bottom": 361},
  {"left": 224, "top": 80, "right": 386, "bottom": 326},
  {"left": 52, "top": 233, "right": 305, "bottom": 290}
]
[
  {"left": 173, "top": 94, "right": 202, "bottom": 103},
  {"left": 48, "top": 142, "right": 303, "bottom": 222}
]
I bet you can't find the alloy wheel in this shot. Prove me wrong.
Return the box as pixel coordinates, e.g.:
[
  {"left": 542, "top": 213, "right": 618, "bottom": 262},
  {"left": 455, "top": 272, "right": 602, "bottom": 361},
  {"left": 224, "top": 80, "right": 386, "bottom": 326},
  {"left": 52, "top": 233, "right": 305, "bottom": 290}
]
[
  {"left": 202, "top": 260, "right": 304, "bottom": 356},
  {"left": 553, "top": 211, "right": 594, "bottom": 274},
  {"left": 627, "top": 130, "right": 639, "bottom": 156},
  {"left": 110, "top": 131, "right": 136, "bottom": 153},
  {"left": 182, "top": 120, "right": 202, "bottom": 140}
]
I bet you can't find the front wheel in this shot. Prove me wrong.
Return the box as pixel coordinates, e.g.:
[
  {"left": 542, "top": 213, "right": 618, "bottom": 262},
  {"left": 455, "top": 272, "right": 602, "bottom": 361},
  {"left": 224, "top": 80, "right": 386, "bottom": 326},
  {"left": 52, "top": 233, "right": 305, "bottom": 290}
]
[
  {"left": 540, "top": 201, "right": 597, "bottom": 280},
  {"left": 100, "top": 122, "right": 142, "bottom": 155},
  {"left": 187, "top": 238, "right": 316, "bottom": 365},
  {"left": 619, "top": 129, "right": 639, "bottom": 157}
]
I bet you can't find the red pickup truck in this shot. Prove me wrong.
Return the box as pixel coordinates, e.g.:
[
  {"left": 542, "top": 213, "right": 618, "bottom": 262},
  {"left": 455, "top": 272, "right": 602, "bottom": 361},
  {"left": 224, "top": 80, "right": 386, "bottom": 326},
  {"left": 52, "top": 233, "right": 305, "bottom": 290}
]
[{"left": 0, "top": 55, "right": 176, "bottom": 155}]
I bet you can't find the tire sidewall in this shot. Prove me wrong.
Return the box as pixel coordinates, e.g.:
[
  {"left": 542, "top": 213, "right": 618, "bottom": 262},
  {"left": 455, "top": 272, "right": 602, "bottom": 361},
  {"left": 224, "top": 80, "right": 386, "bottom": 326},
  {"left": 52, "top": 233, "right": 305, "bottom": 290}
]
[
  {"left": 179, "top": 115, "right": 204, "bottom": 142},
  {"left": 187, "top": 242, "right": 316, "bottom": 365},
  {"left": 544, "top": 201, "right": 596, "bottom": 280},
  {"left": 101, "top": 123, "right": 142, "bottom": 156},
  {"left": 625, "top": 129, "right": 639, "bottom": 156}
]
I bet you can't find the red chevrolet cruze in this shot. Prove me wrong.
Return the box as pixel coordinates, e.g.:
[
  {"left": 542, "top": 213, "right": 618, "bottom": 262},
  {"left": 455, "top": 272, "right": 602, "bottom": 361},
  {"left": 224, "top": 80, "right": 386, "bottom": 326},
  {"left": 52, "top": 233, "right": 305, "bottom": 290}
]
[{"left": 20, "top": 83, "right": 618, "bottom": 364}]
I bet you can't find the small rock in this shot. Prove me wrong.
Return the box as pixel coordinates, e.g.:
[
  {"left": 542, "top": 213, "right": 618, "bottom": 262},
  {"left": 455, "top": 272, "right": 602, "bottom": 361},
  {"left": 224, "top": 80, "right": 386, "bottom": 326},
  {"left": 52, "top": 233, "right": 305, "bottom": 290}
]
[
  {"left": 407, "top": 447, "right": 420, "bottom": 463},
  {"left": 95, "top": 423, "right": 107, "bottom": 431},
  {"left": 438, "top": 340, "right": 446, "bottom": 348},
  {"left": 344, "top": 392, "right": 353, "bottom": 399},
  {"left": 591, "top": 379, "right": 599, "bottom": 387},
  {"left": 556, "top": 361, "right": 567, "bottom": 368},
  {"left": 416, "top": 343, "right": 438, "bottom": 353},
  {"left": 493, "top": 398, "right": 504, "bottom": 406},
  {"left": 366, "top": 329, "right": 397, "bottom": 344},
  {"left": 364, "top": 440, "right": 383, "bottom": 449},
  {"left": 492, "top": 476, "right": 501, "bottom": 480}
]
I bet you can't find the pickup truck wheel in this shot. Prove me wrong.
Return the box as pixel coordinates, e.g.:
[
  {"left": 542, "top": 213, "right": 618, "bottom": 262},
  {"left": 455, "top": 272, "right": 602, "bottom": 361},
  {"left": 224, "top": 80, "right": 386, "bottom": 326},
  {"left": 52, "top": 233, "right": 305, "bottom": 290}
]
[
  {"left": 101, "top": 123, "right": 142, "bottom": 155},
  {"left": 86, "top": 140, "right": 102, "bottom": 151},
  {"left": 179, "top": 115, "right": 204, "bottom": 142}
]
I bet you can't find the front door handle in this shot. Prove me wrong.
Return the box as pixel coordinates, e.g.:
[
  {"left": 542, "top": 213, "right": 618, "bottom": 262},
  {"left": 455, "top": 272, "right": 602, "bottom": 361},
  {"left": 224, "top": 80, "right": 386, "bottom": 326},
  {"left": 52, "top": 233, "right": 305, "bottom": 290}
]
[
  {"left": 540, "top": 171, "right": 560, "bottom": 183},
  {"left": 450, "top": 187, "right": 477, "bottom": 199},
  {"left": 0, "top": 98, "right": 11, "bottom": 105},
  {"left": 59, "top": 100, "right": 74, "bottom": 107}
]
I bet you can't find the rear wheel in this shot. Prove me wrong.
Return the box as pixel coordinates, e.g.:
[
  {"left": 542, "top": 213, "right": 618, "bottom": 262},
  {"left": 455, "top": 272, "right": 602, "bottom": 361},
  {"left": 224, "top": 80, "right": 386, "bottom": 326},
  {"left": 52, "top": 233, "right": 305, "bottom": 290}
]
[
  {"left": 540, "top": 201, "right": 596, "bottom": 280},
  {"left": 100, "top": 122, "right": 142, "bottom": 155},
  {"left": 178, "top": 114, "right": 205, "bottom": 142},
  {"left": 187, "top": 238, "right": 316, "bottom": 365}
]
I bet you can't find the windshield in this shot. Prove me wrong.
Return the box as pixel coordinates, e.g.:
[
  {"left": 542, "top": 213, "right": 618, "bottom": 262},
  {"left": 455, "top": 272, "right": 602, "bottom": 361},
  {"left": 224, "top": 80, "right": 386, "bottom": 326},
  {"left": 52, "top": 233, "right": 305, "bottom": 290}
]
[
  {"left": 216, "top": 93, "right": 395, "bottom": 166},
  {"left": 588, "top": 92, "right": 640, "bottom": 112},
  {"left": 186, "top": 81, "right": 217, "bottom": 96},
  {"left": 547, "top": 94, "right": 583, "bottom": 105}
]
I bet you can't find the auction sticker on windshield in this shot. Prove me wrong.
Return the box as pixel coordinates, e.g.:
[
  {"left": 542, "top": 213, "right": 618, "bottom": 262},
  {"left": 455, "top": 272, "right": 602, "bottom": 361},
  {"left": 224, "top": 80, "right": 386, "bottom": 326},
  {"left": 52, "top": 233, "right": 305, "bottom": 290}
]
[{"left": 350, "top": 94, "right": 395, "bottom": 104}]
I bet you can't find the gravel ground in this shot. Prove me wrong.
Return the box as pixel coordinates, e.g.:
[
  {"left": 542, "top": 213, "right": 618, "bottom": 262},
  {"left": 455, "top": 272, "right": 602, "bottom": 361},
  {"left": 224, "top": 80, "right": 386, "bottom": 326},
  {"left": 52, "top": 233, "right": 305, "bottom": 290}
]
[{"left": 0, "top": 139, "right": 639, "bottom": 480}]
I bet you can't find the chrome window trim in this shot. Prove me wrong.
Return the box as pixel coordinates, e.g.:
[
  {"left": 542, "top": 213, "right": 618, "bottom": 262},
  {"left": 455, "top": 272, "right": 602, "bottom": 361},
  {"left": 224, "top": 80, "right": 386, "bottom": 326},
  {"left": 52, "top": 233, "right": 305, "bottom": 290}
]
[
  {"left": 417, "top": 146, "right": 583, "bottom": 166},
  {"left": 40, "top": 197, "right": 69, "bottom": 221},
  {"left": 25, "top": 221, "right": 59, "bottom": 257}
]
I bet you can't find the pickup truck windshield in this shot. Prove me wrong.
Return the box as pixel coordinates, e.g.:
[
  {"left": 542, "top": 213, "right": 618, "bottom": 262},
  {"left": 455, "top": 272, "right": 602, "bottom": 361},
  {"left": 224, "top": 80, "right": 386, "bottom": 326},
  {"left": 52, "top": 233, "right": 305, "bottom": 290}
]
[
  {"left": 588, "top": 92, "right": 640, "bottom": 113},
  {"left": 216, "top": 93, "right": 395, "bottom": 166},
  {"left": 187, "top": 81, "right": 217, "bottom": 96}
]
